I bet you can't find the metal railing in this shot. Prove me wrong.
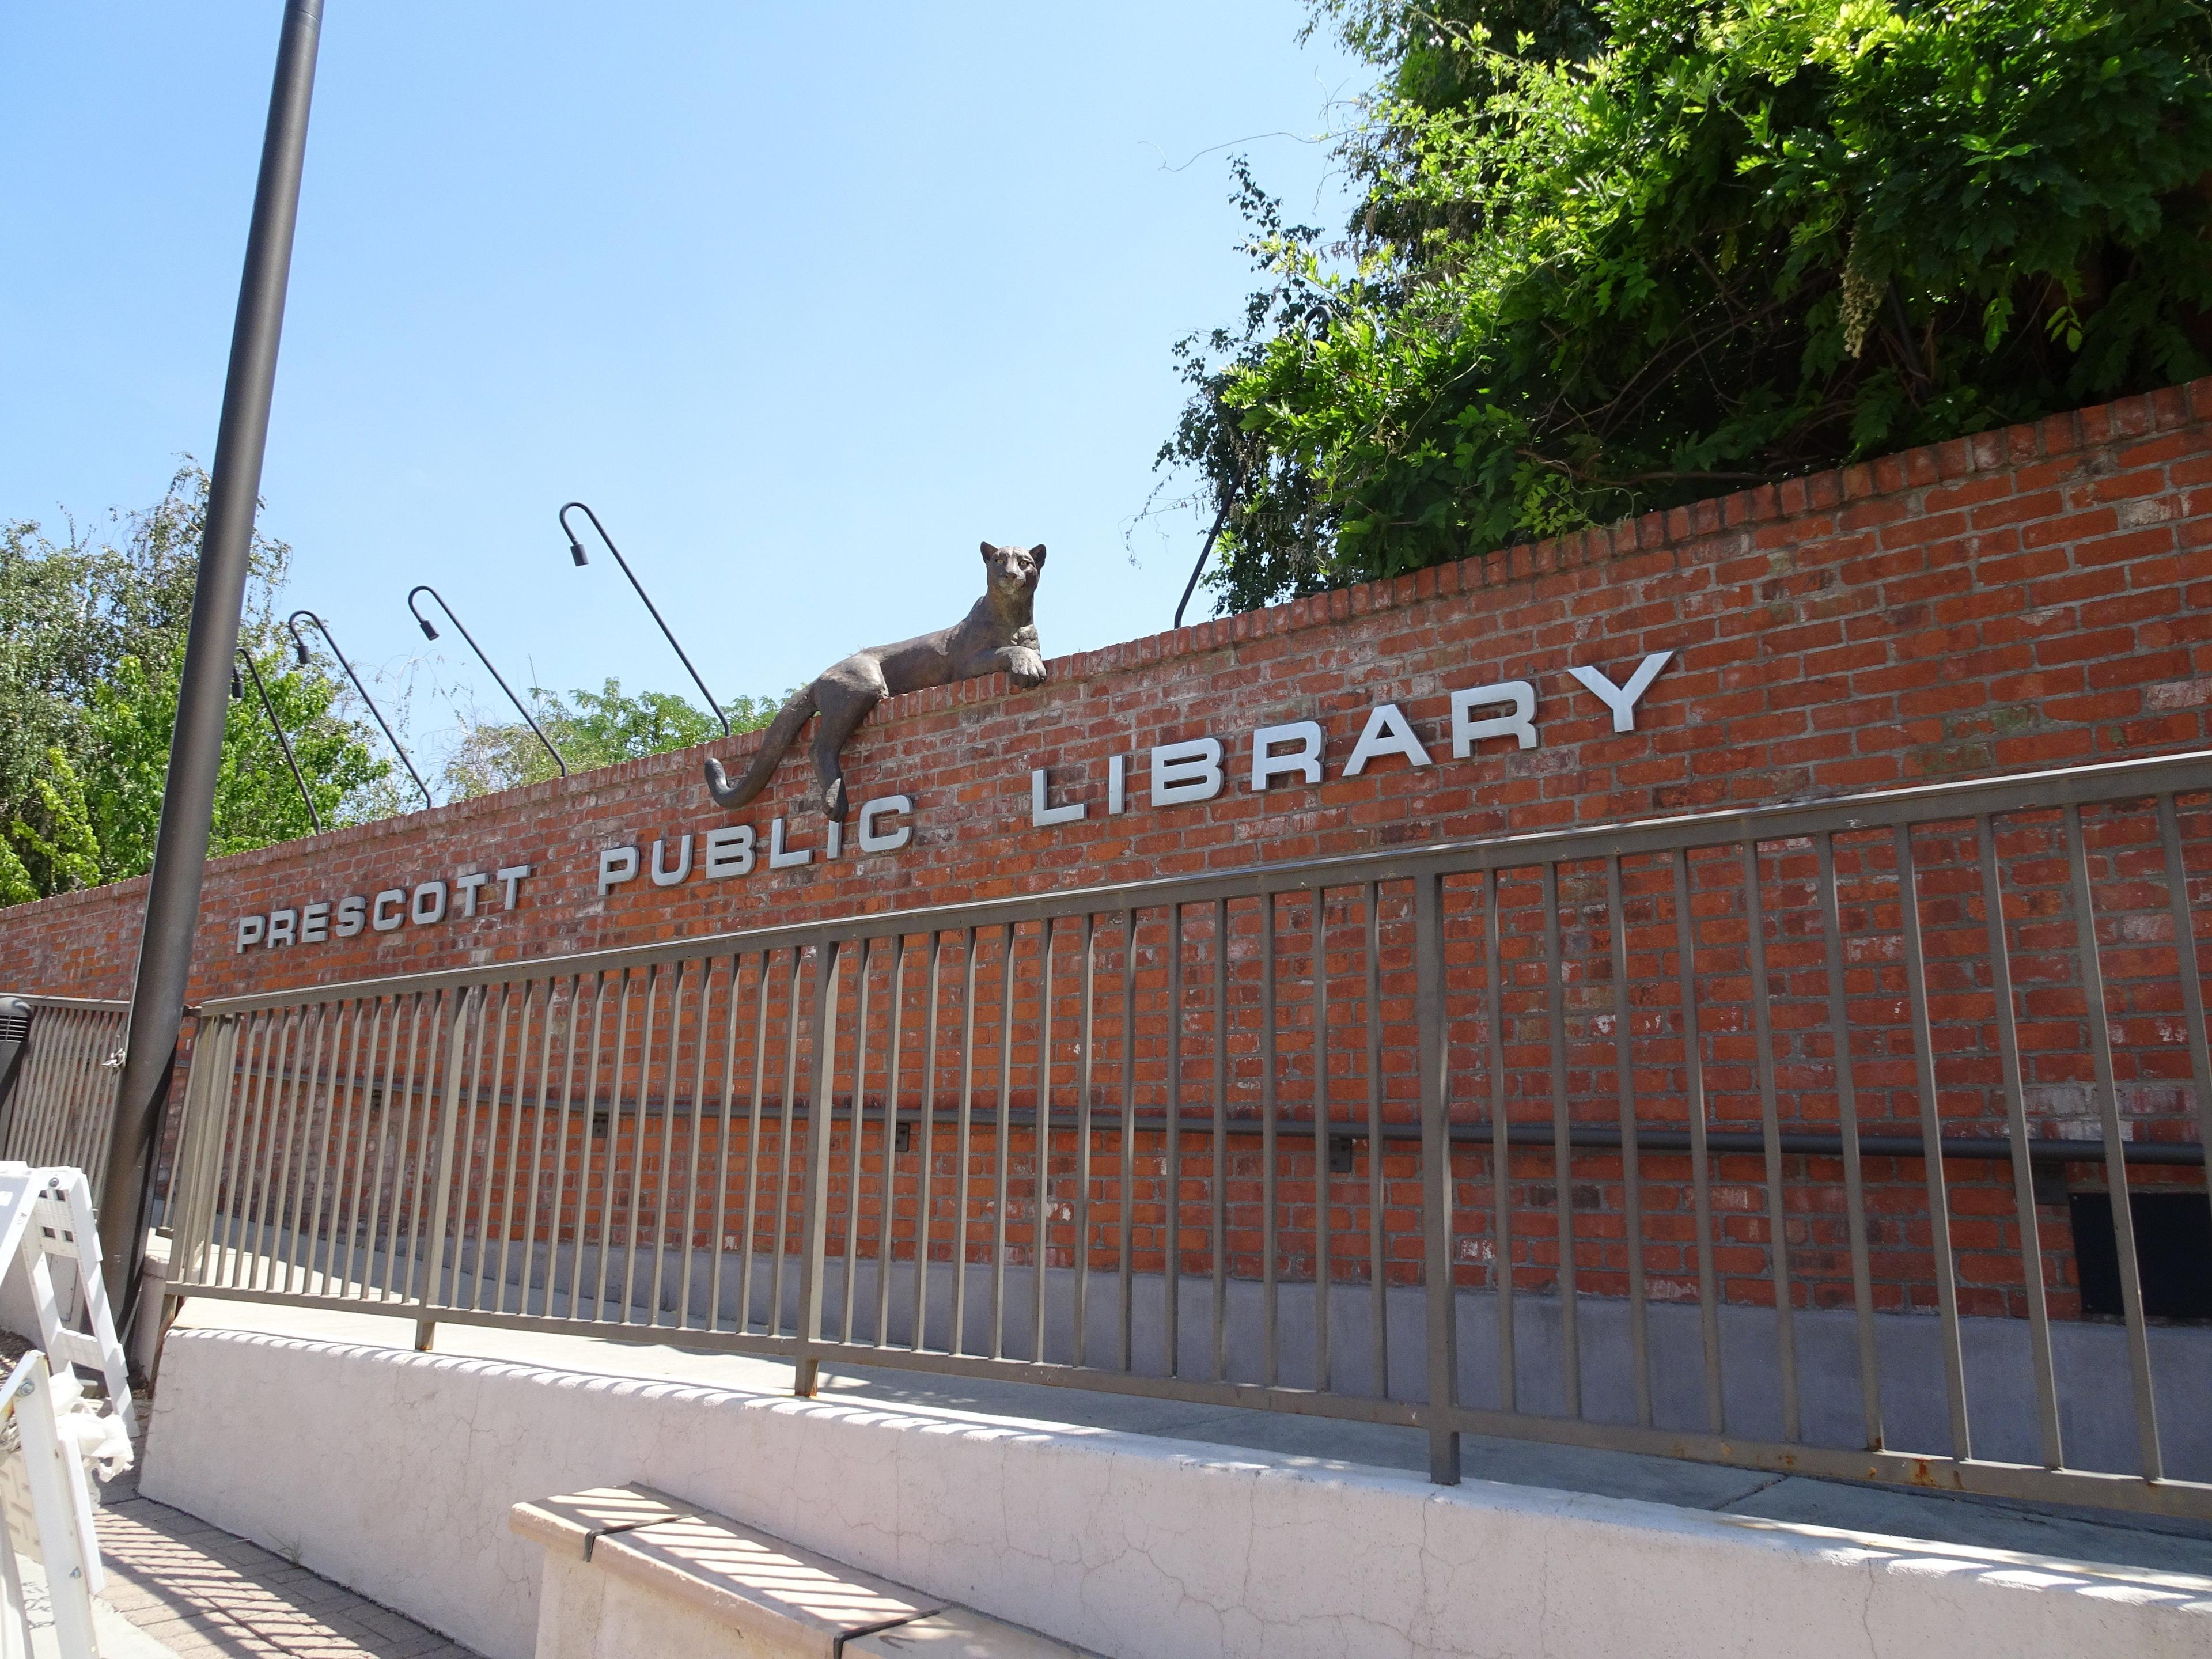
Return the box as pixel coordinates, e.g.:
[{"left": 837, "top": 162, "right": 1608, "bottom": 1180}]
[
  {"left": 161, "top": 749, "right": 2212, "bottom": 1518},
  {"left": 0, "top": 998, "right": 133, "bottom": 1180}
]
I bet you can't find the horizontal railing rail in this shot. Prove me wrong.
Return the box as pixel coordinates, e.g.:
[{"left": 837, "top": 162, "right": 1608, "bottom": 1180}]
[{"left": 163, "top": 748, "right": 2212, "bottom": 1520}]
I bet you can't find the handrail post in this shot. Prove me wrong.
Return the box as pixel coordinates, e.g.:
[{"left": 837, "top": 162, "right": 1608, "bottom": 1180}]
[
  {"left": 166, "top": 1016, "right": 228, "bottom": 1290},
  {"left": 416, "top": 986, "right": 479, "bottom": 1350},
  {"left": 793, "top": 940, "right": 842, "bottom": 1396},
  {"left": 1416, "top": 873, "right": 1461, "bottom": 1484}
]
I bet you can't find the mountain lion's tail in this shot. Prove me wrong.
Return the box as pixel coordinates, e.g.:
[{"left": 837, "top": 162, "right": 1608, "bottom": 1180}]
[{"left": 703, "top": 684, "right": 815, "bottom": 809}]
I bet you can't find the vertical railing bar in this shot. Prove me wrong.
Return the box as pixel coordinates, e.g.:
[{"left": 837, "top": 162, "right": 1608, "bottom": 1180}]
[
  {"left": 1262, "top": 892, "right": 1279, "bottom": 1388},
  {"left": 1894, "top": 824, "right": 1971, "bottom": 1463},
  {"left": 622, "top": 964, "right": 661, "bottom": 1325},
  {"left": 566, "top": 974, "right": 612, "bottom": 1320},
  {"left": 1312, "top": 885, "right": 1331, "bottom": 1395},
  {"left": 736, "top": 955, "right": 772, "bottom": 1335},
  {"left": 446, "top": 983, "right": 492, "bottom": 1308},
  {"left": 24, "top": 1006, "right": 72, "bottom": 1163},
  {"left": 42, "top": 1006, "right": 97, "bottom": 1164},
  {"left": 991, "top": 923, "right": 1014, "bottom": 1362},
  {"left": 161, "top": 1015, "right": 212, "bottom": 1284},
  {"left": 1605, "top": 857, "right": 1653, "bottom": 1429},
  {"left": 327, "top": 999, "right": 383, "bottom": 1294},
  {"left": 1741, "top": 838, "right": 1800, "bottom": 1444},
  {"left": 362, "top": 996, "right": 419, "bottom": 1301},
  {"left": 448, "top": 983, "right": 493, "bottom": 1308},
  {"left": 267, "top": 1002, "right": 327, "bottom": 1294},
  {"left": 771, "top": 951, "right": 806, "bottom": 1339},
  {"left": 28, "top": 1007, "right": 86, "bottom": 1167},
  {"left": 952, "top": 928, "right": 978, "bottom": 1358},
  {"left": 179, "top": 1017, "right": 238, "bottom": 1286},
  {"left": 24, "top": 1006, "right": 80, "bottom": 1161},
  {"left": 1482, "top": 868, "right": 1512, "bottom": 1413},
  {"left": 2064, "top": 804, "right": 2163, "bottom": 1480},
  {"left": 792, "top": 937, "right": 844, "bottom": 1397},
  {"left": 248, "top": 1009, "right": 306, "bottom": 1291},
  {"left": 253, "top": 999, "right": 316, "bottom": 1300},
  {"left": 1035, "top": 919, "right": 1054, "bottom": 1364},
  {"left": 214, "top": 1011, "right": 271, "bottom": 1289},
  {"left": 396, "top": 995, "right": 442, "bottom": 1309},
  {"left": 1974, "top": 817, "right": 2060, "bottom": 1468},
  {"left": 913, "top": 933, "right": 943, "bottom": 1352},
  {"left": 518, "top": 978, "right": 569, "bottom": 1320},
  {"left": 1816, "top": 832, "right": 1888, "bottom": 1454},
  {"left": 1540, "top": 862, "right": 1580, "bottom": 1419},
  {"left": 1076, "top": 913, "right": 1097, "bottom": 1370},
  {"left": 679, "top": 960, "right": 717, "bottom": 1331},
  {"left": 706, "top": 955, "right": 745, "bottom": 1334},
  {"left": 1119, "top": 907, "right": 1137, "bottom": 1374},
  {"left": 1673, "top": 851, "right": 1724, "bottom": 1434},
  {"left": 244, "top": 1009, "right": 303, "bottom": 1290},
  {"left": 644, "top": 963, "right": 684, "bottom": 1327},
  {"left": 418, "top": 987, "right": 480, "bottom": 1310},
  {"left": 296, "top": 999, "right": 353, "bottom": 1295},
  {"left": 25, "top": 1006, "right": 84, "bottom": 1162},
  {"left": 1366, "top": 882, "right": 1389, "bottom": 1403},
  {"left": 842, "top": 940, "right": 874, "bottom": 1347},
  {"left": 483, "top": 985, "right": 528, "bottom": 1311},
  {"left": 1166, "top": 903, "right": 1183, "bottom": 1380},
  {"left": 2156, "top": 794, "right": 2212, "bottom": 1196},
  {"left": 877, "top": 937, "right": 908, "bottom": 1347},
  {"left": 1415, "top": 871, "right": 1460, "bottom": 1485},
  {"left": 466, "top": 984, "right": 512, "bottom": 1309},
  {"left": 1210, "top": 896, "right": 1228, "bottom": 1384},
  {"left": 592, "top": 971, "right": 631, "bottom": 1322},
  {"left": 396, "top": 992, "right": 449, "bottom": 1306},
  {"left": 48, "top": 1007, "right": 97, "bottom": 1168}
]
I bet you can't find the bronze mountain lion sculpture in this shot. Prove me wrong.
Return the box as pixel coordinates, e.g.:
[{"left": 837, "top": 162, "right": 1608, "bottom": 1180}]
[{"left": 704, "top": 541, "right": 1047, "bottom": 821}]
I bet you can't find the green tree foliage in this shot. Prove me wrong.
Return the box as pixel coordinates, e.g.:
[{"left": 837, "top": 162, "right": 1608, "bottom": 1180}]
[
  {"left": 0, "top": 468, "right": 400, "bottom": 903},
  {"left": 443, "top": 680, "right": 781, "bottom": 800},
  {"left": 1166, "top": 0, "right": 2212, "bottom": 612}
]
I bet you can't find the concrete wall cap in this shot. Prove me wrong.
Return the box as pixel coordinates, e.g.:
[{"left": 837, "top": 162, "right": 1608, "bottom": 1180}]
[
  {"left": 846, "top": 1605, "right": 1106, "bottom": 1657},
  {"left": 515, "top": 1479, "right": 946, "bottom": 1657},
  {"left": 507, "top": 1484, "right": 687, "bottom": 1561}
]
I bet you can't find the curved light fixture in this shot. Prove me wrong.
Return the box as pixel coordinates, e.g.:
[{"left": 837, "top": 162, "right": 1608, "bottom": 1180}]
[
  {"left": 287, "top": 609, "right": 433, "bottom": 810},
  {"left": 559, "top": 501, "right": 729, "bottom": 736},
  {"left": 406, "top": 585, "right": 567, "bottom": 777},
  {"left": 234, "top": 648, "right": 322, "bottom": 834}
]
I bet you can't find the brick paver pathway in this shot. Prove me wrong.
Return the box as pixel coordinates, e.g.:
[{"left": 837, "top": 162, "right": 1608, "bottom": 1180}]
[{"left": 89, "top": 1494, "right": 481, "bottom": 1659}]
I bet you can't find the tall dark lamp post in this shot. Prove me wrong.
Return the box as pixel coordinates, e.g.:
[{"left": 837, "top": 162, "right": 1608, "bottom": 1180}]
[
  {"left": 287, "top": 609, "right": 433, "bottom": 809},
  {"left": 407, "top": 585, "right": 569, "bottom": 777},
  {"left": 560, "top": 502, "right": 729, "bottom": 734},
  {"left": 100, "top": 0, "right": 324, "bottom": 1320}
]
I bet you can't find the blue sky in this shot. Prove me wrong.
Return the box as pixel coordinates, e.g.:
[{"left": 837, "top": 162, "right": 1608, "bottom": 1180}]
[{"left": 2, "top": 5, "right": 1357, "bottom": 774}]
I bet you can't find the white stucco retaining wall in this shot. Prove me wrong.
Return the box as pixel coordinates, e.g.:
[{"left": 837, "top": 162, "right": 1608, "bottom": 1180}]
[{"left": 141, "top": 1328, "right": 2212, "bottom": 1659}]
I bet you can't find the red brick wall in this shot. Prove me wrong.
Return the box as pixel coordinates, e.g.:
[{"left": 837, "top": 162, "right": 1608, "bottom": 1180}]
[
  {"left": 7, "top": 378, "right": 2211, "bottom": 1005},
  {"left": 12, "top": 385, "right": 2212, "bottom": 1339}
]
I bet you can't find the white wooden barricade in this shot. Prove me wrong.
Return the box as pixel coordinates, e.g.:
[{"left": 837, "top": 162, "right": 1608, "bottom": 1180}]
[{"left": 0, "top": 1165, "right": 138, "bottom": 1658}]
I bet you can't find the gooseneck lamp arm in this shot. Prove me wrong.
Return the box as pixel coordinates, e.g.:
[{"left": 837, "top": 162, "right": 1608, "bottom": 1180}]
[
  {"left": 235, "top": 648, "right": 323, "bottom": 835},
  {"left": 1173, "top": 449, "right": 1257, "bottom": 632},
  {"left": 560, "top": 501, "right": 730, "bottom": 736},
  {"left": 286, "top": 609, "right": 433, "bottom": 809},
  {"left": 406, "top": 584, "right": 567, "bottom": 777}
]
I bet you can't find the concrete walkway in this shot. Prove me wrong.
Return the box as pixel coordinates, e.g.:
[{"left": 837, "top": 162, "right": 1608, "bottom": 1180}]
[
  {"left": 86, "top": 1488, "right": 482, "bottom": 1659},
  {"left": 163, "top": 1294, "right": 2212, "bottom": 1581},
  {"left": 0, "top": 1332, "right": 480, "bottom": 1658}
]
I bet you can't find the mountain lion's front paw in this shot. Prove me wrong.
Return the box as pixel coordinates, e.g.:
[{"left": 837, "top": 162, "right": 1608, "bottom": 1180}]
[{"left": 1007, "top": 647, "right": 1047, "bottom": 687}]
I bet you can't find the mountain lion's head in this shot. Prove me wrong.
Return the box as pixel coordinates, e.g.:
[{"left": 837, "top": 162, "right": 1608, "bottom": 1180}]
[{"left": 980, "top": 541, "right": 1045, "bottom": 600}]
